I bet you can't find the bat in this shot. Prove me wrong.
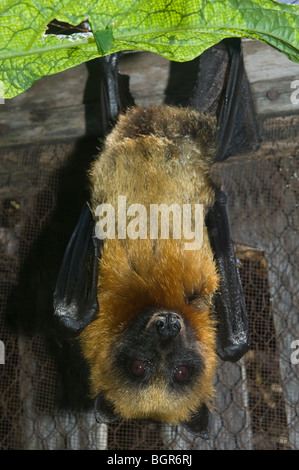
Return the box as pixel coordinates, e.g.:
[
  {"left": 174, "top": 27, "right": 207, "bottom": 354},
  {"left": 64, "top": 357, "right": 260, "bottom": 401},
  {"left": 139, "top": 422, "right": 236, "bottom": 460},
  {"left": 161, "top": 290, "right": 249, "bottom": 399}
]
[{"left": 54, "top": 39, "right": 254, "bottom": 437}]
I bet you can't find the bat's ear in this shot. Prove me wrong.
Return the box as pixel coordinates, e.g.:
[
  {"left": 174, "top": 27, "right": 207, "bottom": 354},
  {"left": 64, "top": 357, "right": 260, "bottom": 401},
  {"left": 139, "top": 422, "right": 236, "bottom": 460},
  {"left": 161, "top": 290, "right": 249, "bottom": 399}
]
[
  {"left": 53, "top": 204, "right": 102, "bottom": 336},
  {"left": 94, "top": 393, "right": 120, "bottom": 424},
  {"left": 181, "top": 403, "right": 211, "bottom": 439},
  {"left": 206, "top": 188, "right": 249, "bottom": 362}
]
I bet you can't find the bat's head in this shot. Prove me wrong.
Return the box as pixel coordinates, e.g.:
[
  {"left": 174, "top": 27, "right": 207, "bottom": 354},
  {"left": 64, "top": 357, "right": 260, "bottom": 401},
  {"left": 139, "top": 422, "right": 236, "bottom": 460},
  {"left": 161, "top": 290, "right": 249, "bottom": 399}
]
[
  {"left": 96, "top": 308, "right": 215, "bottom": 435},
  {"left": 79, "top": 239, "right": 219, "bottom": 437}
]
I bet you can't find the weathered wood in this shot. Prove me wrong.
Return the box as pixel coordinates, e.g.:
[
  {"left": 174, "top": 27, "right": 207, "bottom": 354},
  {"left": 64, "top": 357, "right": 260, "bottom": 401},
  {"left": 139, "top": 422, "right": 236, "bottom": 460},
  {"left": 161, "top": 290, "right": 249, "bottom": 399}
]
[
  {"left": 242, "top": 40, "right": 299, "bottom": 118},
  {"left": 0, "top": 40, "right": 298, "bottom": 148},
  {"left": 118, "top": 51, "right": 170, "bottom": 105},
  {"left": 242, "top": 40, "right": 299, "bottom": 83}
]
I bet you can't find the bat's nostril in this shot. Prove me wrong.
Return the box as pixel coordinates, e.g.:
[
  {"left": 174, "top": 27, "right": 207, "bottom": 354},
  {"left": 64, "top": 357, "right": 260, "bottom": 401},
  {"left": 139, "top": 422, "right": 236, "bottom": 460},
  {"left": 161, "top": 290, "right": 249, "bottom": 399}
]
[
  {"left": 156, "top": 318, "right": 166, "bottom": 329},
  {"left": 172, "top": 320, "right": 181, "bottom": 332},
  {"left": 156, "top": 313, "right": 181, "bottom": 337}
]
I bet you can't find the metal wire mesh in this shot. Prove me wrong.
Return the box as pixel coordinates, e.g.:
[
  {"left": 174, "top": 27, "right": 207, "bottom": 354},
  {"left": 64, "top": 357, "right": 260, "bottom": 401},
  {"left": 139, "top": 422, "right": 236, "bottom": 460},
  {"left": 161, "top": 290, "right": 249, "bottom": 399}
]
[{"left": 0, "top": 120, "right": 298, "bottom": 450}]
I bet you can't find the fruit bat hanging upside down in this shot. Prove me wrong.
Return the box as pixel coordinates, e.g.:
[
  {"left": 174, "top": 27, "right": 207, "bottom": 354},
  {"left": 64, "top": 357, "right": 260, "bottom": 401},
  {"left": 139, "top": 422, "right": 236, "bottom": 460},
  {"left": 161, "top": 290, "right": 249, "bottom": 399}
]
[
  {"left": 53, "top": 37, "right": 258, "bottom": 437},
  {"left": 54, "top": 103, "right": 249, "bottom": 437}
]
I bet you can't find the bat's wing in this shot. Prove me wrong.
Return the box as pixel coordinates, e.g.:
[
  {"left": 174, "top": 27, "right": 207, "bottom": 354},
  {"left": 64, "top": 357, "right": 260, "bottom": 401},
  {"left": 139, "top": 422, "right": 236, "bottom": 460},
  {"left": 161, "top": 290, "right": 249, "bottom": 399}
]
[
  {"left": 206, "top": 40, "right": 251, "bottom": 361},
  {"left": 213, "top": 38, "right": 260, "bottom": 161},
  {"left": 166, "top": 38, "right": 260, "bottom": 160},
  {"left": 53, "top": 54, "right": 134, "bottom": 336},
  {"left": 206, "top": 188, "right": 249, "bottom": 362},
  {"left": 94, "top": 392, "right": 120, "bottom": 424},
  {"left": 53, "top": 204, "right": 102, "bottom": 334},
  {"left": 166, "top": 39, "right": 253, "bottom": 362},
  {"left": 181, "top": 403, "right": 211, "bottom": 439}
]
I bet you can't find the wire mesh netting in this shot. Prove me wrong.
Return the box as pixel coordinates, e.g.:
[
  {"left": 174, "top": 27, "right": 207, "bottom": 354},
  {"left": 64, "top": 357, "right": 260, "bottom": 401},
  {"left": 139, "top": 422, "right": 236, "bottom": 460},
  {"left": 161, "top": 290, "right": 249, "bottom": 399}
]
[
  {"left": 0, "top": 133, "right": 298, "bottom": 450},
  {"left": 0, "top": 47, "right": 298, "bottom": 450}
]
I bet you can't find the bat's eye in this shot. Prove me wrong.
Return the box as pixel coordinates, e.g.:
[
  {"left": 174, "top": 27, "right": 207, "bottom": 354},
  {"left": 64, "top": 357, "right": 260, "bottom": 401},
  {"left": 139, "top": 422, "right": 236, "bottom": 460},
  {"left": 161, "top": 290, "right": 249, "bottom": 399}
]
[
  {"left": 173, "top": 365, "right": 189, "bottom": 382},
  {"left": 131, "top": 360, "right": 146, "bottom": 376}
]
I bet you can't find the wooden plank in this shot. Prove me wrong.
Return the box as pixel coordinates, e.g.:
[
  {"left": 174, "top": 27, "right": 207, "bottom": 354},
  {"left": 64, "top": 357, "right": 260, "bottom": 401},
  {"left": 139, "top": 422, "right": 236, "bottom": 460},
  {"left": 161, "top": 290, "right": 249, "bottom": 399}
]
[
  {"left": 0, "top": 63, "right": 103, "bottom": 146},
  {"left": 242, "top": 40, "right": 299, "bottom": 84},
  {"left": 118, "top": 51, "right": 169, "bottom": 105},
  {"left": 1, "top": 41, "right": 298, "bottom": 147},
  {"left": 249, "top": 76, "right": 299, "bottom": 118},
  {"left": 242, "top": 40, "right": 299, "bottom": 118}
]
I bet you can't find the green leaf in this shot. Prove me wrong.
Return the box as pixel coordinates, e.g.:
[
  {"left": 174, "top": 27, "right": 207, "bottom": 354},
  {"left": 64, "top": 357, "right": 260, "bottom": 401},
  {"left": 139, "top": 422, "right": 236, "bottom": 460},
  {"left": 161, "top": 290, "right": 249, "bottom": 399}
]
[
  {"left": 94, "top": 27, "right": 114, "bottom": 56},
  {"left": 0, "top": 0, "right": 298, "bottom": 98}
]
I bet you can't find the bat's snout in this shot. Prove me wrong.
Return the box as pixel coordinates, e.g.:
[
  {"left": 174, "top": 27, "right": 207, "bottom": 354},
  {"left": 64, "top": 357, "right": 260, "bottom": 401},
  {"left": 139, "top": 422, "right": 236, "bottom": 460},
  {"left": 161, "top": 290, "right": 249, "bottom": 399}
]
[{"left": 155, "top": 312, "right": 181, "bottom": 338}]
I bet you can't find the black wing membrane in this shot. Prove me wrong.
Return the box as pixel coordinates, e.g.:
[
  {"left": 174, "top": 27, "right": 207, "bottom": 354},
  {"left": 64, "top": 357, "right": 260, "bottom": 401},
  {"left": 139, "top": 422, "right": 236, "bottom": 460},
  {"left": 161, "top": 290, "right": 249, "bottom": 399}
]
[
  {"left": 53, "top": 204, "right": 102, "bottom": 334},
  {"left": 205, "top": 189, "right": 249, "bottom": 362},
  {"left": 205, "top": 40, "right": 251, "bottom": 361},
  {"left": 208, "top": 40, "right": 251, "bottom": 361},
  {"left": 166, "top": 38, "right": 254, "bottom": 362},
  {"left": 201, "top": 40, "right": 251, "bottom": 361},
  {"left": 182, "top": 403, "right": 211, "bottom": 439},
  {"left": 53, "top": 54, "right": 134, "bottom": 335},
  {"left": 214, "top": 38, "right": 260, "bottom": 162}
]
